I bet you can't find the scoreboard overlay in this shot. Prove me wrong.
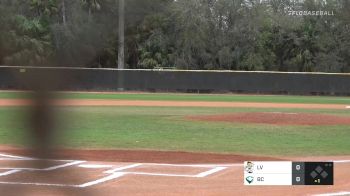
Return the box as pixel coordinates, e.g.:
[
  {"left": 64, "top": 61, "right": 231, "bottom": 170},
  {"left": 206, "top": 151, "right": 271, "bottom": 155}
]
[{"left": 244, "top": 161, "right": 334, "bottom": 186}]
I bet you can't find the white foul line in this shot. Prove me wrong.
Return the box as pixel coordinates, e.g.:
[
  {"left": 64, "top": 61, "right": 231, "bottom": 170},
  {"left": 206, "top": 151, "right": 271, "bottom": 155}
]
[
  {"left": 126, "top": 172, "right": 195, "bottom": 178},
  {"left": 313, "top": 191, "right": 350, "bottom": 196},
  {"left": 0, "top": 181, "right": 79, "bottom": 187},
  {"left": 0, "top": 153, "right": 32, "bottom": 160},
  {"left": 0, "top": 161, "right": 84, "bottom": 171},
  {"left": 145, "top": 163, "right": 214, "bottom": 168},
  {"left": 78, "top": 164, "right": 113, "bottom": 169},
  {"left": 0, "top": 152, "right": 232, "bottom": 188},
  {"left": 0, "top": 172, "right": 126, "bottom": 188},
  {"left": 0, "top": 167, "right": 76, "bottom": 171},
  {"left": 195, "top": 167, "right": 227, "bottom": 177},
  {"left": 0, "top": 158, "right": 23, "bottom": 161},
  {"left": 0, "top": 170, "right": 21, "bottom": 177},
  {"left": 145, "top": 163, "right": 242, "bottom": 168},
  {"left": 0, "top": 172, "right": 125, "bottom": 188},
  {"left": 78, "top": 172, "right": 125, "bottom": 188},
  {"left": 105, "top": 163, "right": 142, "bottom": 174},
  {"left": 44, "top": 161, "right": 86, "bottom": 171},
  {"left": 332, "top": 160, "right": 350, "bottom": 163}
]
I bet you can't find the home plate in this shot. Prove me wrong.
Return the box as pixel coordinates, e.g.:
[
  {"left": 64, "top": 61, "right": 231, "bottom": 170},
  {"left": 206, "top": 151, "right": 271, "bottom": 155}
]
[{"left": 78, "top": 164, "right": 113, "bottom": 169}]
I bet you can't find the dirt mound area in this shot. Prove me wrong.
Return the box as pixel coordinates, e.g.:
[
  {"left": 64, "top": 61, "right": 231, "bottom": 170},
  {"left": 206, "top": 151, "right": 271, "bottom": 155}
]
[{"left": 188, "top": 112, "right": 350, "bottom": 126}]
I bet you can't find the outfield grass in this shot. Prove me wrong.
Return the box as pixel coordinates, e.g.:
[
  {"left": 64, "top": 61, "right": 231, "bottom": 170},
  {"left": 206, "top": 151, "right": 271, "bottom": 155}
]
[
  {"left": 1, "top": 106, "right": 349, "bottom": 156},
  {"left": 0, "top": 91, "right": 349, "bottom": 105}
]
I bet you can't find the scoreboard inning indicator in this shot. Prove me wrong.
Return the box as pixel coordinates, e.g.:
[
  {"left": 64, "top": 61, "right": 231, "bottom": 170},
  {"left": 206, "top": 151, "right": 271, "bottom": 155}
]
[{"left": 244, "top": 161, "right": 334, "bottom": 186}]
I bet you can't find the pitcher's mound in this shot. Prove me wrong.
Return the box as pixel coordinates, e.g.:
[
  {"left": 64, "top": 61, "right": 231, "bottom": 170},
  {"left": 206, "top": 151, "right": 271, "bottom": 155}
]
[{"left": 188, "top": 112, "right": 350, "bottom": 126}]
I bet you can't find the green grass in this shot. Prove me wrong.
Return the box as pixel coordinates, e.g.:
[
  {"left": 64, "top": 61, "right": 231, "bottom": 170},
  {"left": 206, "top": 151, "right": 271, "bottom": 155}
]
[
  {"left": 1, "top": 106, "right": 350, "bottom": 156},
  {"left": 0, "top": 91, "right": 349, "bottom": 104}
]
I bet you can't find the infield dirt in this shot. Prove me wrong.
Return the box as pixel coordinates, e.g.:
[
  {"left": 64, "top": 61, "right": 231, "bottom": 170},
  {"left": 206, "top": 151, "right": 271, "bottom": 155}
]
[{"left": 187, "top": 112, "right": 350, "bottom": 126}]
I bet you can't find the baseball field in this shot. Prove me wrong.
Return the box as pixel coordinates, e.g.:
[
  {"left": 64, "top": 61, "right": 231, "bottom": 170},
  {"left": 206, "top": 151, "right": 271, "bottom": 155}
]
[{"left": 0, "top": 91, "right": 349, "bottom": 195}]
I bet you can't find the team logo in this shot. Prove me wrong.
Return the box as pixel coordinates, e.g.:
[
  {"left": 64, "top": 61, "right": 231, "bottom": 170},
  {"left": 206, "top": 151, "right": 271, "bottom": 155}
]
[
  {"left": 245, "top": 161, "right": 254, "bottom": 174},
  {"left": 246, "top": 176, "right": 254, "bottom": 184}
]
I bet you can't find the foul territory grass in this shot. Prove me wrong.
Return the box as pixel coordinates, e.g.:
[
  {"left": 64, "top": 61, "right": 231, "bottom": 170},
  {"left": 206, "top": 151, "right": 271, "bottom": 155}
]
[
  {"left": 0, "top": 106, "right": 349, "bottom": 156},
  {"left": 0, "top": 91, "right": 349, "bottom": 105}
]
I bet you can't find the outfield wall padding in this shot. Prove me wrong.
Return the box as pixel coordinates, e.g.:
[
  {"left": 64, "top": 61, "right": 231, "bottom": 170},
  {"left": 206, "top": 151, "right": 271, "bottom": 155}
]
[{"left": 0, "top": 66, "right": 349, "bottom": 95}]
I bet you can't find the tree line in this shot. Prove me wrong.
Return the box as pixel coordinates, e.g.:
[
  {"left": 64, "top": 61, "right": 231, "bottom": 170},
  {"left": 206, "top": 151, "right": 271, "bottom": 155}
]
[{"left": 0, "top": 0, "right": 349, "bottom": 72}]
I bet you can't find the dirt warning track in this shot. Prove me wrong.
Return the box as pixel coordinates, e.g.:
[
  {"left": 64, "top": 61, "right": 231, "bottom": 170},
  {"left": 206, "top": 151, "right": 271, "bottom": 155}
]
[{"left": 0, "top": 99, "right": 349, "bottom": 110}]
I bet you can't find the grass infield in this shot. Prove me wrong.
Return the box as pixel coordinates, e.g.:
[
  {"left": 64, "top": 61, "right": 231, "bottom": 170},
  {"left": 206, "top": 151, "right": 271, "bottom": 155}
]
[{"left": 0, "top": 106, "right": 349, "bottom": 156}]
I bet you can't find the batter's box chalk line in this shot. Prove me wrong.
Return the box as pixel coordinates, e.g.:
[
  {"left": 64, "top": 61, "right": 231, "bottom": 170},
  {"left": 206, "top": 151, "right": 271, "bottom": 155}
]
[
  {"left": 313, "top": 191, "right": 350, "bottom": 196},
  {"left": 0, "top": 160, "right": 86, "bottom": 171},
  {"left": 0, "top": 153, "right": 230, "bottom": 188},
  {"left": 0, "top": 153, "right": 34, "bottom": 160}
]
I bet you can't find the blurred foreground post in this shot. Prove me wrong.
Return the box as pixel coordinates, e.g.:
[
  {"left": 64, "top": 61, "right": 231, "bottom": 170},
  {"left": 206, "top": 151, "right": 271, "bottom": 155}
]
[
  {"left": 117, "top": 0, "right": 125, "bottom": 91},
  {"left": 118, "top": 0, "right": 125, "bottom": 70}
]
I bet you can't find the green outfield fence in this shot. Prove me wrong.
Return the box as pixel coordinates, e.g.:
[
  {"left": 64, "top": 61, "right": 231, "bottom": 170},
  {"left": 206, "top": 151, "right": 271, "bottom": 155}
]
[{"left": 0, "top": 66, "right": 350, "bottom": 95}]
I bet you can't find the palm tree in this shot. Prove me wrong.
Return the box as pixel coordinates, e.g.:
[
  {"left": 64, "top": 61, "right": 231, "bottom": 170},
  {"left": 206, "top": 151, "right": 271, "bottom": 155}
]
[
  {"left": 81, "top": 0, "right": 101, "bottom": 18},
  {"left": 61, "top": 0, "right": 66, "bottom": 25},
  {"left": 118, "top": 0, "right": 125, "bottom": 69},
  {"left": 30, "top": 0, "right": 58, "bottom": 17}
]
